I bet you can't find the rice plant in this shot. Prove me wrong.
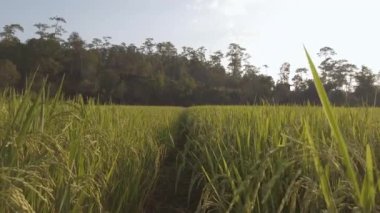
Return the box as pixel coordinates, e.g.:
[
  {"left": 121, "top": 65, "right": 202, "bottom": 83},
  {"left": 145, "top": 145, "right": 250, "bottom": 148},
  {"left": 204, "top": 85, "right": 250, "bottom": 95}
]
[
  {"left": 174, "top": 49, "right": 380, "bottom": 213},
  {"left": 1, "top": 56, "right": 380, "bottom": 212},
  {"left": 0, "top": 83, "right": 183, "bottom": 212},
  {"left": 179, "top": 105, "right": 380, "bottom": 212}
]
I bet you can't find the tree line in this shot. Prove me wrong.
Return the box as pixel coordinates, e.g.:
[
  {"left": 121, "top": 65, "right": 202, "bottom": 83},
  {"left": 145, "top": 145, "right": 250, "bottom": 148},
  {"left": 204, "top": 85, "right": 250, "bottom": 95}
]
[{"left": 0, "top": 17, "right": 379, "bottom": 106}]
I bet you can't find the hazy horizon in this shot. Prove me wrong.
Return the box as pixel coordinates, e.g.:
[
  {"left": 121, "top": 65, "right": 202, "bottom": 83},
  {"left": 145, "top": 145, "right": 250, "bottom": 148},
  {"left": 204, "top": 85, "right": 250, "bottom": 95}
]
[{"left": 1, "top": 0, "right": 380, "bottom": 79}]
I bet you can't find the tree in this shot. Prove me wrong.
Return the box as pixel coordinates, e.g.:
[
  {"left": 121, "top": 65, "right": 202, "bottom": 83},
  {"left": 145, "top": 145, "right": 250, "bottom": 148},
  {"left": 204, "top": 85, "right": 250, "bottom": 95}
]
[
  {"left": 34, "top": 23, "right": 50, "bottom": 39},
  {"left": 336, "top": 62, "right": 357, "bottom": 92},
  {"left": 241, "top": 73, "right": 274, "bottom": 104},
  {"left": 181, "top": 46, "right": 206, "bottom": 62},
  {"left": 292, "top": 68, "right": 308, "bottom": 91},
  {"left": 226, "top": 43, "right": 246, "bottom": 79},
  {"left": 156, "top": 42, "right": 177, "bottom": 57},
  {"left": 22, "top": 35, "right": 64, "bottom": 90},
  {"left": 318, "top": 47, "right": 336, "bottom": 83},
  {"left": 65, "top": 32, "right": 86, "bottom": 84},
  {"left": 49, "top": 16, "right": 67, "bottom": 40},
  {"left": 89, "top": 38, "right": 103, "bottom": 49},
  {"left": 99, "top": 68, "right": 120, "bottom": 99},
  {"left": 195, "top": 47, "right": 206, "bottom": 62},
  {"left": 0, "top": 24, "right": 24, "bottom": 42},
  {"left": 274, "top": 62, "right": 291, "bottom": 104},
  {"left": 210, "top": 51, "right": 223, "bottom": 67},
  {"left": 278, "top": 62, "right": 290, "bottom": 84},
  {"left": 177, "top": 71, "right": 197, "bottom": 99},
  {"left": 325, "top": 59, "right": 356, "bottom": 91},
  {"left": 208, "top": 51, "right": 226, "bottom": 87},
  {"left": 3, "top": 19, "right": 380, "bottom": 106},
  {"left": 140, "top": 38, "right": 155, "bottom": 55},
  {"left": 127, "top": 43, "right": 138, "bottom": 53},
  {"left": 317, "top": 46, "right": 336, "bottom": 59},
  {"left": 354, "top": 66, "right": 376, "bottom": 104},
  {"left": 374, "top": 71, "right": 380, "bottom": 106},
  {"left": 0, "top": 59, "right": 21, "bottom": 88},
  {"left": 67, "top": 32, "right": 85, "bottom": 50},
  {"left": 318, "top": 47, "right": 357, "bottom": 92},
  {"left": 243, "top": 63, "right": 259, "bottom": 77},
  {"left": 181, "top": 46, "right": 194, "bottom": 60}
]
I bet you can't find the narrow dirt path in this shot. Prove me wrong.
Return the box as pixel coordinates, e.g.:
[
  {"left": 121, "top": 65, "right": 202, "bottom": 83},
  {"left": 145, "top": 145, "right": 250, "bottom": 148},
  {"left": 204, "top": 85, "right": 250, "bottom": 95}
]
[{"left": 145, "top": 109, "right": 202, "bottom": 213}]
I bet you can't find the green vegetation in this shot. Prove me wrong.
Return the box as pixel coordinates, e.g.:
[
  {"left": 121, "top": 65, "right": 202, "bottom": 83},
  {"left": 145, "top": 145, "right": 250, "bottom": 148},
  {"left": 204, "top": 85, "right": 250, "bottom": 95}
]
[
  {"left": 0, "top": 19, "right": 379, "bottom": 106},
  {"left": 181, "top": 106, "right": 380, "bottom": 212},
  {"left": 0, "top": 86, "right": 183, "bottom": 212},
  {"left": 2, "top": 86, "right": 380, "bottom": 212},
  {"left": 1, "top": 22, "right": 379, "bottom": 211}
]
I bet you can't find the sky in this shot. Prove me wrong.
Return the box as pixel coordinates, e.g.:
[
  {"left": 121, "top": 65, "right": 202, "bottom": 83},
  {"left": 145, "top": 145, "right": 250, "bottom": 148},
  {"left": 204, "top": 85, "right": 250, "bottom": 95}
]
[{"left": 1, "top": 0, "right": 380, "bottom": 79}]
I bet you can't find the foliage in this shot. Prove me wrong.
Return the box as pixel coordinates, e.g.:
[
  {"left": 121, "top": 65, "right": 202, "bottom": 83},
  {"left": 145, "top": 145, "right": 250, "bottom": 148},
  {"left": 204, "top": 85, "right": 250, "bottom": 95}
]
[
  {"left": 1, "top": 85, "right": 380, "bottom": 212},
  {"left": 179, "top": 106, "right": 380, "bottom": 212},
  {"left": 0, "top": 59, "right": 21, "bottom": 88},
  {"left": 0, "top": 20, "right": 379, "bottom": 106},
  {"left": 0, "top": 84, "right": 183, "bottom": 212}
]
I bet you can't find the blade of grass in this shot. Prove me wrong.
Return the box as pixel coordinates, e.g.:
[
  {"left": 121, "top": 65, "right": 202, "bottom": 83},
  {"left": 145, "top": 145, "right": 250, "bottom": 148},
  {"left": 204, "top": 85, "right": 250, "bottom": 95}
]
[
  {"left": 304, "top": 47, "right": 360, "bottom": 203},
  {"left": 305, "top": 121, "right": 337, "bottom": 213}
]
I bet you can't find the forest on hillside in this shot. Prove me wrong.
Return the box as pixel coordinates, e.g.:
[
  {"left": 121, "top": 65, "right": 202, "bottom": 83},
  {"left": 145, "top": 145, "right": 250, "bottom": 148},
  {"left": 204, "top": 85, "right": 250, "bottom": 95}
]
[{"left": 0, "top": 17, "right": 379, "bottom": 106}]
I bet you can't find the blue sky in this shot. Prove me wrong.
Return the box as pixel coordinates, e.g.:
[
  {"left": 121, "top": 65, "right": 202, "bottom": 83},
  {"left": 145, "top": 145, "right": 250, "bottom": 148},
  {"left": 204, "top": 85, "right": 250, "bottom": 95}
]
[{"left": 1, "top": 0, "right": 380, "bottom": 79}]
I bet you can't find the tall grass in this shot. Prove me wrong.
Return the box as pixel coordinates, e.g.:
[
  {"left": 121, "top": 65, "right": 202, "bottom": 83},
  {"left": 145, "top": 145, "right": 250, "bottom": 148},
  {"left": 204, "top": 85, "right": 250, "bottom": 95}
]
[
  {"left": 0, "top": 84, "right": 182, "bottom": 212},
  {"left": 174, "top": 49, "right": 380, "bottom": 213},
  {"left": 305, "top": 48, "right": 378, "bottom": 212},
  {"left": 179, "top": 106, "right": 380, "bottom": 212},
  {"left": 1, "top": 60, "right": 380, "bottom": 212}
]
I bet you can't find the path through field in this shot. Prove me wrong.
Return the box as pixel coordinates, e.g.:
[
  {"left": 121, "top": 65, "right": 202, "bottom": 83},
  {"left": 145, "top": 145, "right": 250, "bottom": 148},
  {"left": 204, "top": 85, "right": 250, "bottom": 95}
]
[
  {"left": 2, "top": 98, "right": 380, "bottom": 212},
  {"left": 147, "top": 109, "right": 202, "bottom": 213}
]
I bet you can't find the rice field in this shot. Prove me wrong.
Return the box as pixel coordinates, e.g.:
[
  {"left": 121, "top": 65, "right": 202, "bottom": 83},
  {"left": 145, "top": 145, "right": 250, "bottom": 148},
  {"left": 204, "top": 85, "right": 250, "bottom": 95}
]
[
  {"left": 1, "top": 91, "right": 380, "bottom": 212},
  {"left": 0, "top": 88, "right": 183, "bottom": 212},
  {"left": 1, "top": 56, "right": 380, "bottom": 212},
  {"left": 180, "top": 106, "right": 380, "bottom": 212}
]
